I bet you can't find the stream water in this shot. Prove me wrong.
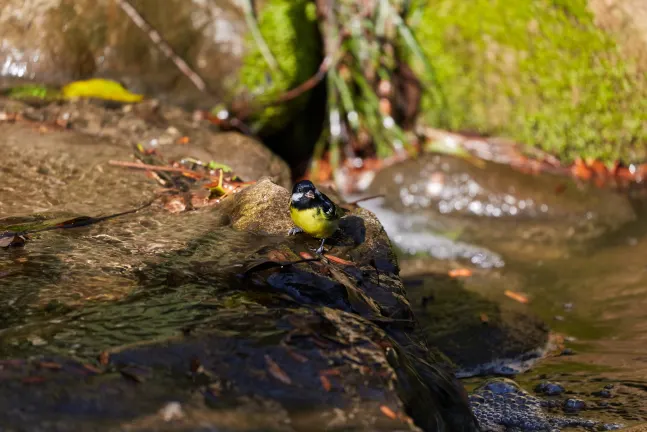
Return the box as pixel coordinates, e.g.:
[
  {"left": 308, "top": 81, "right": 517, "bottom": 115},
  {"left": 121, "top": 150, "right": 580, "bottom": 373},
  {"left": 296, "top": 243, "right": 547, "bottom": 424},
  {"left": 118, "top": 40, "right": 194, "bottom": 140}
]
[{"left": 356, "top": 154, "right": 647, "bottom": 428}]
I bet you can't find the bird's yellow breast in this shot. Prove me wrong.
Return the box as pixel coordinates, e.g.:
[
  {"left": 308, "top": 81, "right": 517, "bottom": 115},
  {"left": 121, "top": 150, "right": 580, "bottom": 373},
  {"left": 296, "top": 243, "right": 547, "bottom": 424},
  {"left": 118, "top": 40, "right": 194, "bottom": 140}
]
[{"left": 290, "top": 206, "right": 339, "bottom": 239}]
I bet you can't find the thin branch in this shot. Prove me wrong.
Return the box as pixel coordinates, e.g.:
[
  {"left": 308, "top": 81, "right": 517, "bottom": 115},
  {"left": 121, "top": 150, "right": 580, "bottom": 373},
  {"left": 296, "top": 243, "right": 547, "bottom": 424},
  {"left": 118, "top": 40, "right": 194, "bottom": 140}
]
[
  {"left": 114, "top": 0, "right": 208, "bottom": 93},
  {"left": 233, "top": 55, "right": 333, "bottom": 121},
  {"left": 108, "top": 160, "right": 208, "bottom": 177},
  {"left": 347, "top": 194, "right": 385, "bottom": 205},
  {"left": 271, "top": 55, "right": 333, "bottom": 106}
]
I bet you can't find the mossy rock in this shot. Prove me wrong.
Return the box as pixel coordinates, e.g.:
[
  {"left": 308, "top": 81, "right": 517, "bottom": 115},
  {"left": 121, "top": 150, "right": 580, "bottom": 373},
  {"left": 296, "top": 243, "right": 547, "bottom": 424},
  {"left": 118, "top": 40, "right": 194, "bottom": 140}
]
[
  {"left": 236, "top": 0, "right": 322, "bottom": 134},
  {"left": 408, "top": 0, "right": 647, "bottom": 164}
]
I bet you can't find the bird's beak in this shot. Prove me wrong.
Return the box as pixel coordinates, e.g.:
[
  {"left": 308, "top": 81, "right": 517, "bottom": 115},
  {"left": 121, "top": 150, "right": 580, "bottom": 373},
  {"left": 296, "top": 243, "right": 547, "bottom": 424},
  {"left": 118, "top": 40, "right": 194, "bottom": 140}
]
[{"left": 305, "top": 190, "right": 315, "bottom": 199}]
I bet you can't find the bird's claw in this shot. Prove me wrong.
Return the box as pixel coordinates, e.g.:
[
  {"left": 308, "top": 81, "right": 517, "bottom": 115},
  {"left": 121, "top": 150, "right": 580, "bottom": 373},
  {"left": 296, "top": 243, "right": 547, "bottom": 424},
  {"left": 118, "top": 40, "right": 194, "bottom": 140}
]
[
  {"left": 288, "top": 227, "right": 303, "bottom": 236},
  {"left": 314, "top": 238, "right": 327, "bottom": 255}
]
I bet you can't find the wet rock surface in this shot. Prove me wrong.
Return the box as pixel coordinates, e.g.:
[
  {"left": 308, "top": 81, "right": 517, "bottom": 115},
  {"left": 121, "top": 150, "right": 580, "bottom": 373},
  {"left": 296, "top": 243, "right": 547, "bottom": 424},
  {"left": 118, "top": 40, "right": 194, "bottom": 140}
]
[
  {"left": 0, "top": 97, "right": 291, "bottom": 190},
  {"left": 0, "top": 147, "right": 478, "bottom": 432}
]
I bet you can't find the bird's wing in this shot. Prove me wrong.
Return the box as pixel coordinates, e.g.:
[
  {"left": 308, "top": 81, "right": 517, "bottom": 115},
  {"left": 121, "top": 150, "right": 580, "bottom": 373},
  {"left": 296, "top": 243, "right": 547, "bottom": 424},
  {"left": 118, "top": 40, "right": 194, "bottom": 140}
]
[{"left": 316, "top": 190, "right": 339, "bottom": 219}]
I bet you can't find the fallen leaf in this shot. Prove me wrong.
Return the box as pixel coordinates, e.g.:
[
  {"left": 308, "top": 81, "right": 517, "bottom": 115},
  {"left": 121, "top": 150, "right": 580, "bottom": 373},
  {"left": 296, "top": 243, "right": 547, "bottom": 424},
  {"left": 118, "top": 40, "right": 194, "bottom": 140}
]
[
  {"left": 380, "top": 405, "right": 398, "bottom": 420},
  {"left": 267, "top": 250, "right": 290, "bottom": 262},
  {"left": 299, "top": 251, "right": 315, "bottom": 260},
  {"left": 504, "top": 290, "right": 529, "bottom": 304},
  {"left": 587, "top": 159, "right": 608, "bottom": 177},
  {"left": 264, "top": 355, "right": 292, "bottom": 385},
  {"left": 0, "top": 233, "right": 27, "bottom": 248},
  {"left": 448, "top": 268, "right": 472, "bottom": 278},
  {"left": 285, "top": 349, "right": 308, "bottom": 363},
  {"left": 320, "top": 374, "right": 332, "bottom": 391},
  {"left": 321, "top": 368, "right": 341, "bottom": 376},
  {"left": 62, "top": 78, "right": 144, "bottom": 103},
  {"left": 480, "top": 313, "right": 489, "bottom": 323},
  {"left": 38, "top": 362, "right": 62, "bottom": 370},
  {"left": 571, "top": 158, "right": 592, "bottom": 181},
  {"left": 21, "top": 376, "right": 46, "bottom": 384},
  {"left": 163, "top": 197, "right": 187, "bottom": 213},
  {"left": 176, "top": 136, "right": 190, "bottom": 145},
  {"left": 323, "top": 254, "right": 354, "bottom": 266}
]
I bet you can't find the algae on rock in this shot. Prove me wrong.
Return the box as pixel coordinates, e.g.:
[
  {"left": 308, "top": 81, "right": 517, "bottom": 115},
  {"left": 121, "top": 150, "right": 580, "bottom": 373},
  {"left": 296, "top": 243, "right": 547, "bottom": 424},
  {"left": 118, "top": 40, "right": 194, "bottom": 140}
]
[
  {"left": 408, "top": 0, "right": 647, "bottom": 164},
  {"left": 237, "top": 0, "right": 322, "bottom": 134}
]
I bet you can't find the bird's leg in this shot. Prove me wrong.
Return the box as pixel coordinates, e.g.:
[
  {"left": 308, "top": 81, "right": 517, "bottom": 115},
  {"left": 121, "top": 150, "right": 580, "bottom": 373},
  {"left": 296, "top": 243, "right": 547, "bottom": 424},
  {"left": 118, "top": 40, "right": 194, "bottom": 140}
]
[
  {"left": 315, "top": 238, "right": 326, "bottom": 255},
  {"left": 288, "top": 226, "right": 304, "bottom": 236}
]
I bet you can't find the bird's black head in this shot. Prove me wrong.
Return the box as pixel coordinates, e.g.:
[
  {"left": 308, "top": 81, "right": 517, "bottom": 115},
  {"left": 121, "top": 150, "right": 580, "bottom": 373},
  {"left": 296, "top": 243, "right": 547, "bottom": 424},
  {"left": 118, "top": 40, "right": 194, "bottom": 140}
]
[{"left": 291, "top": 180, "right": 316, "bottom": 203}]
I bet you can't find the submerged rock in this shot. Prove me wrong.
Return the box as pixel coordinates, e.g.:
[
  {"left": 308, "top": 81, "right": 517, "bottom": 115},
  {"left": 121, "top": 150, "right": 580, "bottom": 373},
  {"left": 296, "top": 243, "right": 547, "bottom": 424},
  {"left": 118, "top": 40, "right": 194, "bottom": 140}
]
[
  {"left": 364, "top": 154, "right": 636, "bottom": 265},
  {"left": 369, "top": 154, "right": 635, "bottom": 225},
  {"left": 403, "top": 273, "right": 550, "bottom": 377}
]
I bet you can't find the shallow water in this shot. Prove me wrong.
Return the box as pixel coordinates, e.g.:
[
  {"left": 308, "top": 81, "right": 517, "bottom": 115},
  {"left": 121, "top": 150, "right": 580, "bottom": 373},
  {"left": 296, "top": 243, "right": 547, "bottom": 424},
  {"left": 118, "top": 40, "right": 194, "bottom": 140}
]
[{"left": 356, "top": 155, "right": 647, "bottom": 428}]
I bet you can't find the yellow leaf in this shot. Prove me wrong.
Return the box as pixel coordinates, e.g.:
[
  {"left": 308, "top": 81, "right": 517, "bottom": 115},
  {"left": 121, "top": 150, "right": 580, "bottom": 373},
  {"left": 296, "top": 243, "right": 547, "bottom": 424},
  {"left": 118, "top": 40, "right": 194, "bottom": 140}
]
[{"left": 62, "top": 79, "right": 144, "bottom": 103}]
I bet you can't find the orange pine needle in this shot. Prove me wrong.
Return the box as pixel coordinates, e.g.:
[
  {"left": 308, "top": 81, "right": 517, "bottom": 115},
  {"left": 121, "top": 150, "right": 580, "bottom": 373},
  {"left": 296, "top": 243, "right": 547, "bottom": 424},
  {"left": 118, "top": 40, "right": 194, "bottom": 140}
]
[
  {"left": 264, "top": 355, "right": 292, "bottom": 385},
  {"left": 448, "top": 268, "right": 472, "bottom": 278},
  {"left": 380, "top": 405, "right": 398, "bottom": 420},
  {"left": 323, "top": 254, "right": 354, "bottom": 266},
  {"left": 504, "top": 290, "right": 529, "bottom": 304},
  {"left": 299, "top": 252, "right": 315, "bottom": 260},
  {"left": 320, "top": 375, "right": 332, "bottom": 391}
]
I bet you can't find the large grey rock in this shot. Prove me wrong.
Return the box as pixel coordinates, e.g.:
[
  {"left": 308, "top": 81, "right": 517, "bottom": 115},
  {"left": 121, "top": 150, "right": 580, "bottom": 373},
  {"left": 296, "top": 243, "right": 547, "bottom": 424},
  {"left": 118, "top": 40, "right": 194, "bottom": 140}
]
[{"left": 0, "top": 0, "right": 321, "bottom": 130}]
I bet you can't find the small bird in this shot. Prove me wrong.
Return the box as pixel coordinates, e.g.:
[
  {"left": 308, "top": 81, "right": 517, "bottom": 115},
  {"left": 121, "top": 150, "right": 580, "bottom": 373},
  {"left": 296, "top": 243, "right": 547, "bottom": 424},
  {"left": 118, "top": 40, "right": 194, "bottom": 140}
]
[{"left": 288, "top": 180, "right": 344, "bottom": 254}]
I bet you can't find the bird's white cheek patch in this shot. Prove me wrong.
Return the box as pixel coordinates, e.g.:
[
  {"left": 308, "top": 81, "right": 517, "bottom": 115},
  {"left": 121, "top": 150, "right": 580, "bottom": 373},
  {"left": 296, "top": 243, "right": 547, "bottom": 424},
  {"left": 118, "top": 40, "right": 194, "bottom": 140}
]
[{"left": 291, "top": 192, "right": 304, "bottom": 202}]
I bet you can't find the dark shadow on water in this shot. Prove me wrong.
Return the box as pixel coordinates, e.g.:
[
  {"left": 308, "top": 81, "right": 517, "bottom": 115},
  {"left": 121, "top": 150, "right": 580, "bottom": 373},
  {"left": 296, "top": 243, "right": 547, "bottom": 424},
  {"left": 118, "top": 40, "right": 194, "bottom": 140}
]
[{"left": 403, "top": 273, "right": 549, "bottom": 375}]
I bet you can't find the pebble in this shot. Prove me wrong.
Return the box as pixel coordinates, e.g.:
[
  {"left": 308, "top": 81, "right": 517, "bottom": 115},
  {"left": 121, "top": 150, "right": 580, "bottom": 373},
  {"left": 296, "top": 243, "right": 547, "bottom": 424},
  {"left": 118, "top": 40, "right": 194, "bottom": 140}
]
[
  {"left": 563, "top": 398, "right": 586, "bottom": 412},
  {"left": 27, "top": 335, "right": 47, "bottom": 346},
  {"left": 535, "top": 381, "right": 565, "bottom": 396},
  {"left": 159, "top": 401, "right": 184, "bottom": 421}
]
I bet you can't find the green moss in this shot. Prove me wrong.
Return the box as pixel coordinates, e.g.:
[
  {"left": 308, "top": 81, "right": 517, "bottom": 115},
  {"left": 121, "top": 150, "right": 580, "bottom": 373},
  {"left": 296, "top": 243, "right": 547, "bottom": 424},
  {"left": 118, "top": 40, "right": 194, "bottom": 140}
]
[
  {"left": 238, "top": 0, "right": 321, "bottom": 135},
  {"left": 4, "top": 84, "right": 61, "bottom": 101},
  {"left": 409, "top": 0, "right": 647, "bottom": 164}
]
